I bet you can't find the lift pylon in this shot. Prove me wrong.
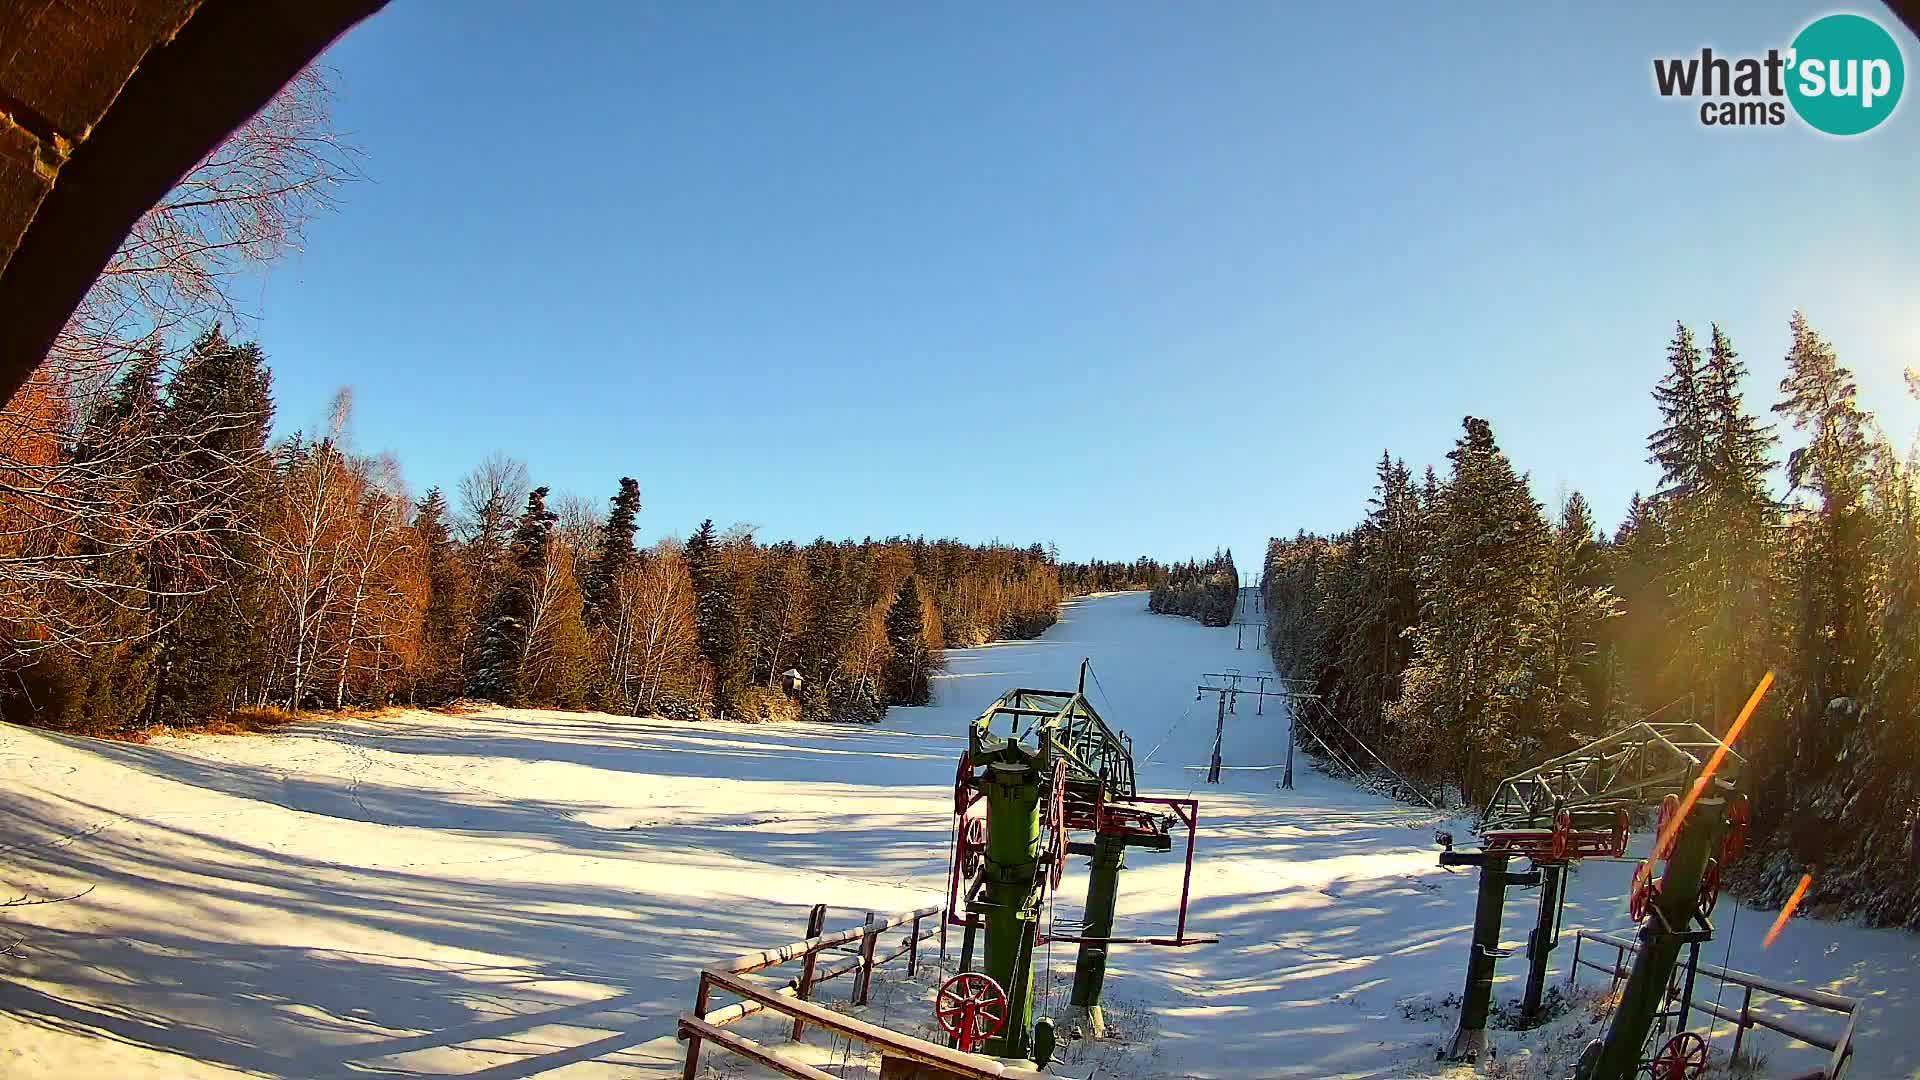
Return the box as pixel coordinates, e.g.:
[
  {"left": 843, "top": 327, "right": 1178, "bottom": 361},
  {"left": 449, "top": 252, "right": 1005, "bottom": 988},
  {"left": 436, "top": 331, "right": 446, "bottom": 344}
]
[
  {"left": 1438, "top": 711, "right": 1755, "bottom": 1073},
  {"left": 947, "top": 663, "right": 1214, "bottom": 1057}
]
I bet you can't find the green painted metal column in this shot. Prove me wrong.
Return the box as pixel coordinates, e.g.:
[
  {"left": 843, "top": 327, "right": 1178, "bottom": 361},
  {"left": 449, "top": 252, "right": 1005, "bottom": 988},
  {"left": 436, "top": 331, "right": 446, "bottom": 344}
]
[
  {"left": 1070, "top": 830, "right": 1127, "bottom": 1012},
  {"left": 1585, "top": 805, "right": 1723, "bottom": 1080},
  {"left": 1443, "top": 850, "right": 1510, "bottom": 1061},
  {"left": 1520, "top": 861, "right": 1565, "bottom": 1025},
  {"left": 982, "top": 759, "right": 1041, "bottom": 1059}
]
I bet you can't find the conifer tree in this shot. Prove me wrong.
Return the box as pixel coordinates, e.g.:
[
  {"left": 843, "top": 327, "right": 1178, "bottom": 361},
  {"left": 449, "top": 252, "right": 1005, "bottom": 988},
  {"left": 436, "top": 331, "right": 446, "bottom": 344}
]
[
  {"left": 1773, "top": 312, "right": 1876, "bottom": 775},
  {"left": 798, "top": 540, "right": 862, "bottom": 718},
  {"left": 1643, "top": 322, "right": 1717, "bottom": 710},
  {"left": 149, "top": 325, "right": 274, "bottom": 723},
  {"left": 1535, "top": 492, "right": 1618, "bottom": 751},
  {"left": 1696, "top": 324, "right": 1779, "bottom": 726},
  {"left": 884, "top": 575, "right": 931, "bottom": 705},
  {"left": 1649, "top": 322, "right": 1710, "bottom": 496},
  {"left": 582, "top": 477, "right": 640, "bottom": 625},
  {"left": 38, "top": 359, "right": 169, "bottom": 732},
  {"left": 467, "top": 487, "right": 555, "bottom": 704},
  {"left": 1389, "top": 417, "right": 1551, "bottom": 802},
  {"left": 1597, "top": 494, "right": 1670, "bottom": 722},
  {"left": 1344, "top": 452, "right": 1421, "bottom": 738},
  {"left": 413, "top": 488, "right": 468, "bottom": 701},
  {"left": 684, "top": 518, "right": 744, "bottom": 714}
]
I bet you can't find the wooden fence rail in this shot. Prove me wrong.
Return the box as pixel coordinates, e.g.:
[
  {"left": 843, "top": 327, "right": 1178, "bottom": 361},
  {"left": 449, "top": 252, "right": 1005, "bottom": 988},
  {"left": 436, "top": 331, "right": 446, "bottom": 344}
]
[
  {"left": 683, "top": 903, "right": 1029, "bottom": 1079},
  {"left": 685, "top": 968, "right": 1050, "bottom": 1080},
  {"left": 1570, "top": 929, "right": 1859, "bottom": 1079}
]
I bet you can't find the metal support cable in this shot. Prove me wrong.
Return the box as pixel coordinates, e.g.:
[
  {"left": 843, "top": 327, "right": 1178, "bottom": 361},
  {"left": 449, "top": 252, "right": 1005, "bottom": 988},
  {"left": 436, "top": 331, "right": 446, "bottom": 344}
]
[{"left": 1310, "top": 698, "right": 1440, "bottom": 810}]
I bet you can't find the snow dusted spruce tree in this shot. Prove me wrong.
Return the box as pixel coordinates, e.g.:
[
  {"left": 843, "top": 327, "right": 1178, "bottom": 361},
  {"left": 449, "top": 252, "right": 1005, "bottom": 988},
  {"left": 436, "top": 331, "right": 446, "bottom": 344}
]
[
  {"left": 1385, "top": 416, "right": 1553, "bottom": 806},
  {"left": 1149, "top": 550, "right": 1239, "bottom": 626},
  {"left": 1535, "top": 493, "right": 1619, "bottom": 756},
  {"left": 884, "top": 575, "right": 932, "bottom": 706},
  {"left": 1753, "top": 314, "right": 1894, "bottom": 914}
]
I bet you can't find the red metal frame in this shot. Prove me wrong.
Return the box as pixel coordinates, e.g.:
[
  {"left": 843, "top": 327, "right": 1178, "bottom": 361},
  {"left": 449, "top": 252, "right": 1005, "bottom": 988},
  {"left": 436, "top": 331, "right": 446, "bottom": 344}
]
[
  {"left": 1037, "top": 796, "right": 1209, "bottom": 948},
  {"left": 1484, "top": 817, "right": 1629, "bottom": 861},
  {"left": 944, "top": 760, "right": 1209, "bottom": 947},
  {"left": 945, "top": 784, "right": 987, "bottom": 928}
]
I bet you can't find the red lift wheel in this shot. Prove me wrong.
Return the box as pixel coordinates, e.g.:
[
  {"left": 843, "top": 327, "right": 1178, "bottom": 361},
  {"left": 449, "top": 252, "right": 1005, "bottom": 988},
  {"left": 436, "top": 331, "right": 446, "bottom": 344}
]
[
  {"left": 1614, "top": 809, "right": 1632, "bottom": 858},
  {"left": 1047, "top": 758, "right": 1068, "bottom": 890},
  {"left": 935, "top": 972, "right": 1008, "bottom": 1053},
  {"left": 1629, "top": 862, "right": 1658, "bottom": 922},
  {"left": 1648, "top": 1031, "right": 1708, "bottom": 1080},
  {"left": 1697, "top": 858, "right": 1721, "bottom": 919},
  {"left": 1655, "top": 793, "right": 1681, "bottom": 860},
  {"left": 960, "top": 816, "right": 987, "bottom": 878},
  {"left": 954, "top": 751, "right": 973, "bottom": 815},
  {"left": 1552, "top": 810, "right": 1573, "bottom": 862}
]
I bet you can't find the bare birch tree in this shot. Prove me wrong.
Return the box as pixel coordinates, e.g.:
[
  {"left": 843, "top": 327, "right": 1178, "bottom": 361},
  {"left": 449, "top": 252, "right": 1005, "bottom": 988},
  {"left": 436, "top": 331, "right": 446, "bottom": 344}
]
[
  {"left": 0, "top": 67, "right": 357, "bottom": 663},
  {"left": 625, "top": 547, "right": 701, "bottom": 713},
  {"left": 263, "top": 391, "right": 360, "bottom": 706}
]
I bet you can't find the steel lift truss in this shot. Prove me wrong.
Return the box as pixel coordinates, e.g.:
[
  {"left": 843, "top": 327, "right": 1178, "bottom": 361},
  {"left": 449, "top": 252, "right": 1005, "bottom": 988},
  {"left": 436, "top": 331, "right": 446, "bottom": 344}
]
[{"left": 1440, "top": 719, "right": 1752, "bottom": 1080}]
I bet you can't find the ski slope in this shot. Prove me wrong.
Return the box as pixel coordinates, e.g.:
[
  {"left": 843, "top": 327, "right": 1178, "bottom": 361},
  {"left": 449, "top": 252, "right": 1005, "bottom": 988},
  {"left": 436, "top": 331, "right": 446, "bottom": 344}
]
[{"left": 0, "top": 592, "right": 1911, "bottom": 1078}]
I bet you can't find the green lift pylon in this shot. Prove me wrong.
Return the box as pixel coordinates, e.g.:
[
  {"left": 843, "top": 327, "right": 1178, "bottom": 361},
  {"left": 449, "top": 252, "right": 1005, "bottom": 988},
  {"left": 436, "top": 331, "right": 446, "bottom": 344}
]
[
  {"left": 975, "top": 743, "right": 1045, "bottom": 1057},
  {"left": 1068, "top": 804, "right": 1173, "bottom": 1033},
  {"left": 1436, "top": 710, "right": 1755, "bottom": 1077},
  {"left": 1581, "top": 798, "right": 1727, "bottom": 1080},
  {"left": 947, "top": 663, "right": 1211, "bottom": 1060}
]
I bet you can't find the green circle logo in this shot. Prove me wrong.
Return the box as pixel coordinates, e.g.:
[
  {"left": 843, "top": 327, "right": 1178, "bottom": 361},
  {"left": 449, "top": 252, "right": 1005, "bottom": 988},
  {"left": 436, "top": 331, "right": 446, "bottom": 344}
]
[{"left": 1788, "top": 14, "right": 1904, "bottom": 135}]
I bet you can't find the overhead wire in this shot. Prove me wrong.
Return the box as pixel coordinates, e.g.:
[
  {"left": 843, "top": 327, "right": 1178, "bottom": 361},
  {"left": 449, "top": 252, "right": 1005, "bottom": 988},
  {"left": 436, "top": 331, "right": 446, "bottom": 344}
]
[{"left": 1140, "top": 696, "right": 1199, "bottom": 767}]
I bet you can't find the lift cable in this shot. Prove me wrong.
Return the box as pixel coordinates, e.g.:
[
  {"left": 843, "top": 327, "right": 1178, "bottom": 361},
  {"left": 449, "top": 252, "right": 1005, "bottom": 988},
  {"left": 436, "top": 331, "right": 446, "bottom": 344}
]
[
  {"left": 1140, "top": 695, "right": 1200, "bottom": 767},
  {"left": 1308, "top": 697, "right": 1441, "bottom": 811}
]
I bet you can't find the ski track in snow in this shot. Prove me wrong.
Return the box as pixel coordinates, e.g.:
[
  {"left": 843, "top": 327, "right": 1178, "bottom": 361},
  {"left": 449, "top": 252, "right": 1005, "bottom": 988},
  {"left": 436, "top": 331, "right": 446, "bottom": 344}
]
[{"left": 0, "top": 592, "right": 1912, "bottom": 1079}]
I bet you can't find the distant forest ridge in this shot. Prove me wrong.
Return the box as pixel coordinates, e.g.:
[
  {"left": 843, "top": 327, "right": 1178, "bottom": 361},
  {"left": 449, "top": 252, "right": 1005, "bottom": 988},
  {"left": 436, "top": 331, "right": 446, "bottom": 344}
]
[{"left": 1150, "top": 551, "right": 1240, "bottom": 627}]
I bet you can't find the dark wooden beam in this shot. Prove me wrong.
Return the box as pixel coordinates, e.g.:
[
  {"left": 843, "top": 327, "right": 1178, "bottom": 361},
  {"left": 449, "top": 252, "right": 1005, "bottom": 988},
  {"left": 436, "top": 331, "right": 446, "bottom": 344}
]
[{"left": 0, "top": 0, "right": 386, "bottom": 405}]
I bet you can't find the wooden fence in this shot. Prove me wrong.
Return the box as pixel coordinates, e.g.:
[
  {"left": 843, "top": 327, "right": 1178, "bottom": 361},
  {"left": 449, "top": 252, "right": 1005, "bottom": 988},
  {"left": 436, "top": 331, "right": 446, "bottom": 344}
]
[
  {"left": 678, "top": 903, "right": 1049, "bottom": 1080},
  {"left": 1570, "top": 929, "right": 1859, "bottom": 1078}
]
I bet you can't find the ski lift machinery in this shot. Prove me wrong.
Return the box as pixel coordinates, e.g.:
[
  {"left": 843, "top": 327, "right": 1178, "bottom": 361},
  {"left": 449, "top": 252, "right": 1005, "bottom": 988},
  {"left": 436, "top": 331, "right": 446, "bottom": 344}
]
[
  {"left": 1437, "top": 700, "right": 1760, "bottom": 1080},
  {"left": 941, "top": 659, "right": 1214, "bottom": 1061}
]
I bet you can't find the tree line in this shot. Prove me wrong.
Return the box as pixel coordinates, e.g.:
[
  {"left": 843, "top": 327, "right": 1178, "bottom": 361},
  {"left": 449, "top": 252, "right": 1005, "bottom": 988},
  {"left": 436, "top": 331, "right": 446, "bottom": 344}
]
[
  {"left": 0, "top": 70, "right": 1185, "bottom": 737},
  {"left": 1263, "top": 314, "right": 1919, "bottom": 927},
  {"left": 1060, "top": 557, "right": 1173, "bottom": 596},
  {"left": 0, "top": 328, "right": 1180, "bottom": 731},
  {"left": 1149, "top": 551, "right": 1239, "bottom": 626}
]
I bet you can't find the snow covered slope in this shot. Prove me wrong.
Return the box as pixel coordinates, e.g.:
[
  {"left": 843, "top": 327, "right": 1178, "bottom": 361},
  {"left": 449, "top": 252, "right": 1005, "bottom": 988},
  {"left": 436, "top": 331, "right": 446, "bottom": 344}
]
[{"left": 0, "top": 592, "right": 1911, "bottom": 1078}]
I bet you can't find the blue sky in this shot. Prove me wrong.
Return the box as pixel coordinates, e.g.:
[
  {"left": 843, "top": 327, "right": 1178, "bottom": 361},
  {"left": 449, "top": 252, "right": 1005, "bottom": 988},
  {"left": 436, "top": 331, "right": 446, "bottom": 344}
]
[{"left": 247, "top": 1, "right": 1920, "bottom": 568}]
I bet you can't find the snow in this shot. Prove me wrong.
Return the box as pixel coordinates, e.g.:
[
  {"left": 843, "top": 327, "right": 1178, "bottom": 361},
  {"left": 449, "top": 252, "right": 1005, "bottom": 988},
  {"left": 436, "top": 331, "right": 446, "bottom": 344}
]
[{"left": 0, "top": 591, "right": 1912, "bottom": 1079}]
